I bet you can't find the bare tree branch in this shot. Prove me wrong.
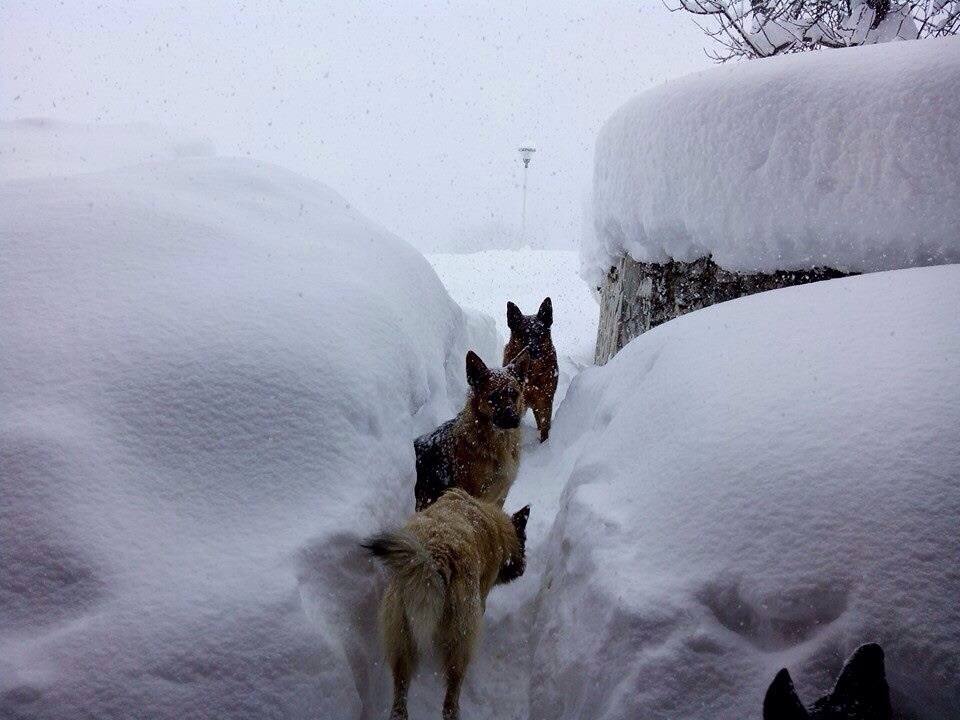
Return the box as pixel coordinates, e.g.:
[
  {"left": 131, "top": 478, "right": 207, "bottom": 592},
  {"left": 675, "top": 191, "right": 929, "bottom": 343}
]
[{"left": 664, "top": 0, "right": 959, "bottom": 61}]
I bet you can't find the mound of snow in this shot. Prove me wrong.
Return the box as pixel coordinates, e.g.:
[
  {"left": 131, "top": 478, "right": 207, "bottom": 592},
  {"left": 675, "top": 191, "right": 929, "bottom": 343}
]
[
  {"left": 584, "top": 38, "right": 960, "bottom": 286},
  {"left": 0, "top": 143, "right": 496, "bottom": 718},
  {"left": 517, "top": 265, "right": 960, "bottom": 719},
  {"left": 0, "top": 118, "right": 215, "bottom": 180}
]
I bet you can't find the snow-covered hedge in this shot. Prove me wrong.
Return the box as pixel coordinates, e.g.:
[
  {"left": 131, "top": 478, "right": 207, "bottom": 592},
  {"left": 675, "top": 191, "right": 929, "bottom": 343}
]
[
  {"left": 584, "top": 37, "right": 960, "bottom": 286},
  {"left": 524, "top": 265, "right": 960, "bottom": 719},
  {"left": 0, "top": 124, "right": 496, "bottom": 718}
]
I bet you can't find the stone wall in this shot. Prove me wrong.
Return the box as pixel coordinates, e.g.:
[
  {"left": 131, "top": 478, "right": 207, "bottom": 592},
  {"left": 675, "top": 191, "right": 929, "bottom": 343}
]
[{"left": 594, "top": 255, "right": 853, "bottom": 365}]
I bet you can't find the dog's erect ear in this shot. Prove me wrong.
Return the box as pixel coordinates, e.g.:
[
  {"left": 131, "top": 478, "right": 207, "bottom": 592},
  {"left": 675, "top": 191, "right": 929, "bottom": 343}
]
[
  {"left": 511, "top": 505, "right": 530, "bottom": 537},
  {"left": 466, "top": 350, "right": 490, "bottom": 389},
  {"left": 506, "top": 347, "right": 529, "bottom": 383},
  {"left": 507, "top": 301, "right": 523, "bottom": 332},
  {"left": 826, "top": 644, "right": 891, "bottom": 720},
  {"left": 537, "top": 297, "right": 553, "bottom": 327},
  {"left": 763, "top": 669, "right": 809, "bottom": 720}
]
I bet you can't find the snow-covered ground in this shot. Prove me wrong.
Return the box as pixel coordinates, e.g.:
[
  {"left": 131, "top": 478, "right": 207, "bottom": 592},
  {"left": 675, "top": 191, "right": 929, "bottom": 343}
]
[
  {"left": 0, "top": 118, "right": 216, "bottom": 181},
  {"left": 584, "top": 36, "right": 960, "bottom": 286},
  {"left": 3, "top": 121, "right": 958, "bottom": 719},
  {"left": 517, "top": 264, "right": 960, "bottom": 719},
  {"left": 430, "top": 255, "right": 960, "bottom": 719},
  {"left": 0, "top": 121, "right": 497, "bottom": 719}
]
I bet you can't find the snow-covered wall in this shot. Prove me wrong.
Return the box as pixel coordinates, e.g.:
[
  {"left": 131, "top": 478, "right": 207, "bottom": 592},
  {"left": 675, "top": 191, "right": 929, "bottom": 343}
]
[
  {"left": 584, "top": 37, "right": 960, "bottom": 286},
  {"left": 0, "top": 123, "right": 497, "bottom": 719}
]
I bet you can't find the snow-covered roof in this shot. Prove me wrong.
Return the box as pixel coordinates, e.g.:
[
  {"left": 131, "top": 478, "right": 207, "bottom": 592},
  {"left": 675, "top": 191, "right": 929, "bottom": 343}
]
[{"left": 583, "top": 37, "right": 960, "bottom": 284}]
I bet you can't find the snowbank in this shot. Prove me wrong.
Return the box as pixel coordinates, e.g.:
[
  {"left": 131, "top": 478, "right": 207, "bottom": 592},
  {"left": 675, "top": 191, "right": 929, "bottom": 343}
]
[
  {"left": 585, "top": 38, "right": 960, "bottom": 286},
  {"left": 519, "top": 265, "right": 960, "bottom": 718},
  {"left": 0, "top": 118, "right": 215, "bottom": 180},
  {"left": 0, "top": 127, "right": 496, "bottom": 718}
]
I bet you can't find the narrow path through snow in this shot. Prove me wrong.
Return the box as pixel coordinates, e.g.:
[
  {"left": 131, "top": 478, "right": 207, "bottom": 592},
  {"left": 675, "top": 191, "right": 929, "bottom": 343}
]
[{"left": 412, "top": 248, "right": 598, "bottom": 718}]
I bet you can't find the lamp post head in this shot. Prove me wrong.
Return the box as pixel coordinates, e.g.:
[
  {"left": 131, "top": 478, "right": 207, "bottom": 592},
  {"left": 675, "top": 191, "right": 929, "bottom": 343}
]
[{"left": 519, "top": 146, "right": 536, "bottom": 168}]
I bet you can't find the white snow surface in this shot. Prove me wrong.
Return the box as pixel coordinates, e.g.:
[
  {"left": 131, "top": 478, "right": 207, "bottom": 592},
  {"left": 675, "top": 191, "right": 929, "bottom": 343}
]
[
  {"left": 584, "top": 37, "right": 960, "bottom": 286},
  {"left": 0, "top": 124, "right": 497, "bottom": 719},
  {"left": 0, "top": 118, "right": 216, "bottom": 180},
  {"left": 515, "top": 264, "right": 960, "bottom": 719},
  {"left": 3, "top": 120, "right": 958, "bottom": 719}
]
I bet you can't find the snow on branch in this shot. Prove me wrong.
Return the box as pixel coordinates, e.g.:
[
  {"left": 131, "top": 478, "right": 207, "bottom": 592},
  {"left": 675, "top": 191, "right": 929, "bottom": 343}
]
[{"left": 667, "top": 0, "right": 960, "bottom": 61}]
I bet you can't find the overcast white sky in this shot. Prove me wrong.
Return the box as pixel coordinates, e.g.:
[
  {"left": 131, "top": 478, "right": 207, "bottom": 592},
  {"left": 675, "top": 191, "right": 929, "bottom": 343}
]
[{"left": 2, "top": 1, "right": 707, "bottom": 251}]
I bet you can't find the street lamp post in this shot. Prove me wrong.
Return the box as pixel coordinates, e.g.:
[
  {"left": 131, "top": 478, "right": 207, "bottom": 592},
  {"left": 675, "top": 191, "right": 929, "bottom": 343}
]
[{"left": 518, "top": 147, "right": 536, "bottom": 244}]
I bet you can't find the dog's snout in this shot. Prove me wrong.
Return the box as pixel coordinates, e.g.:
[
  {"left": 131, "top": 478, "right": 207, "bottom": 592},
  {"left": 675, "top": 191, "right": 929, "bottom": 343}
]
[{"left": 493, "top": 410, "right": 521, "bottom": 429}]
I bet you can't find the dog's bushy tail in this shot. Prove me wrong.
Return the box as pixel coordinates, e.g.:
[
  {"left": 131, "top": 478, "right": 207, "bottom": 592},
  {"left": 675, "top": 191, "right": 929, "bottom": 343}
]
[{"left": 363, "top": 530, "right": 445, "bottom": 645}]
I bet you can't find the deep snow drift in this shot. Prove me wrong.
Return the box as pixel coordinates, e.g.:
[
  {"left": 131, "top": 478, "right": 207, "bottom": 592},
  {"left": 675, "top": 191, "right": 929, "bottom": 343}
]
[
  {"left": 515, "top": 265, "right": 960, "bottom": 719},
  {"left": 0, "top": 124, "right": 496, "bottom": 719},
  {"left": 3, "top": 120, "right": 958, "bottom": 720},
  {"left": 584, "top": 37, "right": 960, "bottom": 286},
  {"left": 0, "top": 118, "right": 216, "bottom": 180}
]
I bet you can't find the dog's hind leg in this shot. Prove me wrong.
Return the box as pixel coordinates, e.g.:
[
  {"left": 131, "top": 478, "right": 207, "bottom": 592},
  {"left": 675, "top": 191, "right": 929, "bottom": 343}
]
[
  {"left": 439, "top": 594, "right": 481, "bottom": 720},
  {"left": 382, "top": 591, "right": 417, "bottom": 720},
  {"left": 441, "top": 663, "right": 465, "bottom": 720},
  {"left": 389, "top": 655, "right": 414, "bottom": 720}
]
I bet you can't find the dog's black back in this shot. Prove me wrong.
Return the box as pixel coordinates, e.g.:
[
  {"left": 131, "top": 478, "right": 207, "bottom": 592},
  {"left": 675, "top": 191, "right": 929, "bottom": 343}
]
[
  {"left": 764, "top": 643, "right": 891, "bottom": 720},
  {"left": 413, "top": 418, "right": 456, "bottom": 511}
]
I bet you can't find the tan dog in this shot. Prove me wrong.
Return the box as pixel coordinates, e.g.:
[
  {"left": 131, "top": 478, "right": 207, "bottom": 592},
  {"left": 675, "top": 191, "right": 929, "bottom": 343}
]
[
  {"left": 413, "top": 350, "right": 528, "bottom": 511},
  {"left": 364, "top": 489, "right": 530, "bottom": 720},
  {"left": 504, "top": 297, "right": 558, "bottom": 442}
]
